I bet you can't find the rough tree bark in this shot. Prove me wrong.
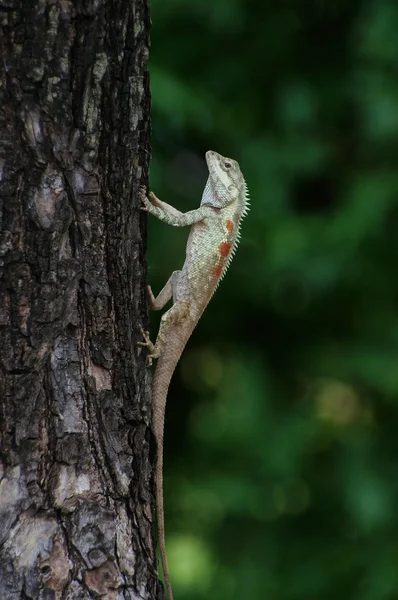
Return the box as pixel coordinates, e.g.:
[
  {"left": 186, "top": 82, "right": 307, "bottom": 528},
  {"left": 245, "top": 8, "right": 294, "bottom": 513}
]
[{"left": 0, "top": 1, "right": 160, "bottom": 598}]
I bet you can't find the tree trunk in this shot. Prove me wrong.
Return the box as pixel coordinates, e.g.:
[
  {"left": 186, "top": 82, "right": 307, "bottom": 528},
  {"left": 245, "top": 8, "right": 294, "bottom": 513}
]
[{"left": 0, "top": 1, "right": 158, "bottom": 598}]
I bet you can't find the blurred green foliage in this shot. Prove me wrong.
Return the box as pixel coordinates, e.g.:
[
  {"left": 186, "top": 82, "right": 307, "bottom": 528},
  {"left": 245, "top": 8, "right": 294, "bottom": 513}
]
[{"left": 148, "top": 0, "right": 398, "bottom": 598}]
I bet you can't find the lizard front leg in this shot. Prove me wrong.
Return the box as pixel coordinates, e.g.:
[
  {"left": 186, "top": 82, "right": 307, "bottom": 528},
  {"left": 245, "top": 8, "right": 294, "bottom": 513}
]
[
  {"left": 145, "top": 191, "right": 184, "bottom": 218},
  {"left": 140, "top": 186, "right": 213, "bottom": 227}
]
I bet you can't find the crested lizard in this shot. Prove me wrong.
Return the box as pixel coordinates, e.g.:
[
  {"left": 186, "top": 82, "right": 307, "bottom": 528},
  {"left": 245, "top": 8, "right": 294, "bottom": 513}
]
[{"left": 139, "top": 150, "right": 249, "bottom": 600}]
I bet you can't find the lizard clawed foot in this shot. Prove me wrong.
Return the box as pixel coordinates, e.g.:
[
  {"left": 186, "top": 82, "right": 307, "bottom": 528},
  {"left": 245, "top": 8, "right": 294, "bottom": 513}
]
[
  {"left": 138, "top": 326, "right": 160, "bottom": 366},
  {"left": 140, "top": 187, "right": 162, "bottom": 213},
  {"left": 139, "top": 186, "right": 151, "bottom": 212}
]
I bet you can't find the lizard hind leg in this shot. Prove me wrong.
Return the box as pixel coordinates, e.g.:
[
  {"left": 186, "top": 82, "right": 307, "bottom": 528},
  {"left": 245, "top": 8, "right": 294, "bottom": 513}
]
[
  {"left": 138, "top": 299, "right": 189, "bottom": 365},
  {"left": 139, "top": 272, "right": 188, "bottom": 364},
  {"left": 147, "top": 271, "right": 181, "bottom": 311},
  {"left": 138, "top": 327, "right": 158, "bottom": 366},
  {"left": 151, "top": 299, "right": 190, "bottom": 360}
]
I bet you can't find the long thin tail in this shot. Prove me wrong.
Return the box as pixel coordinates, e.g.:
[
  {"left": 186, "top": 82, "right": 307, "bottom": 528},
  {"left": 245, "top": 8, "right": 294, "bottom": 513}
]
[
  {"left": 156, "top": 439, "right": 173, "bottom": 600},
  {"left": 152, "top": 333, "right": 188, "bottom": 600}
]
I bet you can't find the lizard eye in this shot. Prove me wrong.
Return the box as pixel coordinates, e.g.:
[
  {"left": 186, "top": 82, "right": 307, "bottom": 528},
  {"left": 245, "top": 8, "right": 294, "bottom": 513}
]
[{"left": 224, "top": 161, "right": 232, "bottom": 168}]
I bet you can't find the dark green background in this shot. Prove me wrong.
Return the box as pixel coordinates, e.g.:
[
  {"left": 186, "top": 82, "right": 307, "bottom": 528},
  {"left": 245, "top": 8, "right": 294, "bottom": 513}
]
[{"left": 147, "top": 1, "right": 398, "bottom": 598}]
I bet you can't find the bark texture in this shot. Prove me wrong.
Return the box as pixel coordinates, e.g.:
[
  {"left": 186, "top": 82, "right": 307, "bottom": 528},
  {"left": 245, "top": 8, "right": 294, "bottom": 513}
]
[{"left": 0, "top": 0, "right": 158, "bottom": 598}]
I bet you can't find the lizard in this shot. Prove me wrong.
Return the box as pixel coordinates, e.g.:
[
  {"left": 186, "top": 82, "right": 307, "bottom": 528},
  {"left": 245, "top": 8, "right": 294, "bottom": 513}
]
[{"left": 139, "top": 150, "right": 249, "bottom": 600}]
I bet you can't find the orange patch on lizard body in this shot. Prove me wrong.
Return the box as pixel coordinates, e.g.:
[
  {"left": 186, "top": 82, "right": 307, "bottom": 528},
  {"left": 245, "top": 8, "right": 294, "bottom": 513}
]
[
  {"left": 225, "top": 219, "right": 234, "bottom": 232},
  {"left": 212, "top": 265, "right": 223, "bottom": 278},
  {"left": 218, "top": 241, "right": 231, "bottom": 257}
]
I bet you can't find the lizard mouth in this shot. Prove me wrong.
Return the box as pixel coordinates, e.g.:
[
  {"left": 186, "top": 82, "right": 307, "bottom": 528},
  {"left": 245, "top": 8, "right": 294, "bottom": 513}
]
[
  {"left": 205, "top": 151, "right": 223, "bottom": 180},
  {"left": 205, "top": 150, "right": 221, "bottom": 164}
]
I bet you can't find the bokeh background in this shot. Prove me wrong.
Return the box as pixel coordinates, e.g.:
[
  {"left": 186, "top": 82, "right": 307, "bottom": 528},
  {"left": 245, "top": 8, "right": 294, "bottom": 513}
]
[{"left": 147, "top": 1, "right": 398, "bottom": 598}]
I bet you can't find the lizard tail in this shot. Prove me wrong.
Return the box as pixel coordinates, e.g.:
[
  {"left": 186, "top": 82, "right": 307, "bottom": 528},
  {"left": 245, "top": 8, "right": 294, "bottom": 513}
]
[
  {"left": 155, "top": 438, "right": 173, "bottom": 600},
  {"left": 152, "top": 333, "right": 189, "bottom": 600}
]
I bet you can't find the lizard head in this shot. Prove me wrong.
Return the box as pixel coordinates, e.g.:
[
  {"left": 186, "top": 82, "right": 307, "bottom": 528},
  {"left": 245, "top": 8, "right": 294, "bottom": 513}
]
[{"left": 201, "top": 150, "right": 246, "bottom": 208}]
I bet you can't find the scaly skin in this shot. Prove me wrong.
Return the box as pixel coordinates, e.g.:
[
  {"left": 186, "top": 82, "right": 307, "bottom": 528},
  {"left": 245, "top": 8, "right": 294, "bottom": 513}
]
[{"left": 139, "top": 150, "right": 249, "bottom": 600}]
